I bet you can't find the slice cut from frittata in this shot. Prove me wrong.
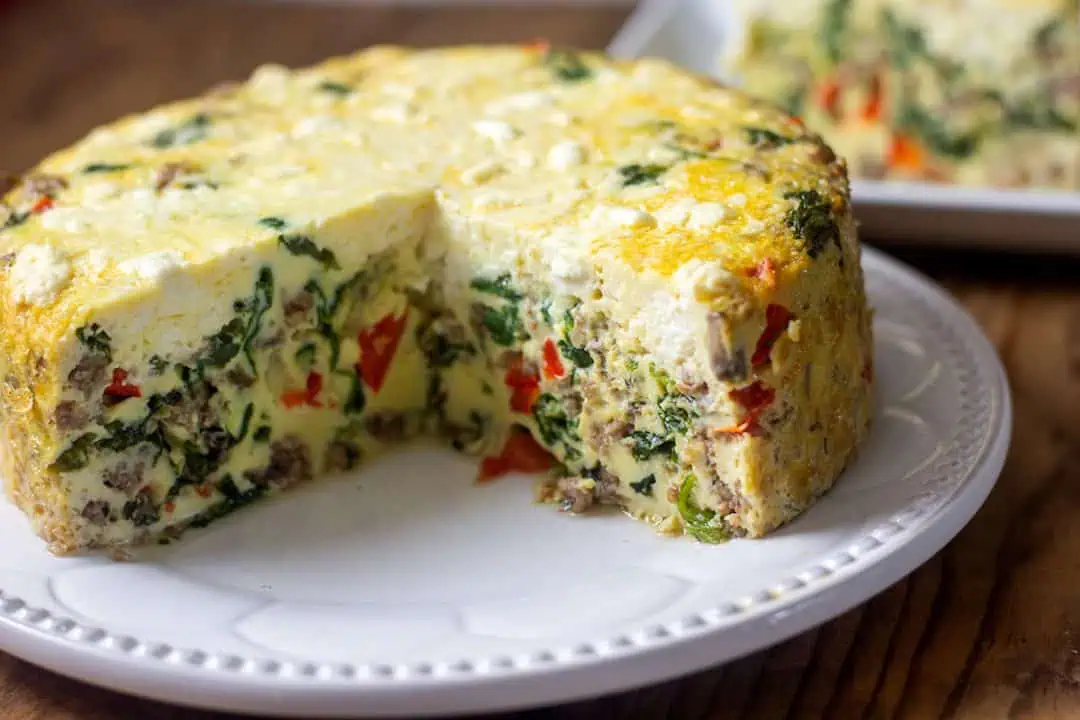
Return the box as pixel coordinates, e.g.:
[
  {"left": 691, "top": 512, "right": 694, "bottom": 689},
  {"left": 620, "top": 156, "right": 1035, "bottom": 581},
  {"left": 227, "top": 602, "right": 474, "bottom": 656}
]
[{"left": 0, "top": 46, "right": 873, "bottom": 554}]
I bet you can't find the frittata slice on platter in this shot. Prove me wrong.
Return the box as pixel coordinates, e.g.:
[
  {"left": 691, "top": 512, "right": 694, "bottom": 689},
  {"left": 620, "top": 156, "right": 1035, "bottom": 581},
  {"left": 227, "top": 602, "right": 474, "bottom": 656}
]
[
  {"left": 721, "top": 0, "right": 1080, "bottom": 188},
  {"left": 0, "top": 46, "right": 873, "bottom": 554}
]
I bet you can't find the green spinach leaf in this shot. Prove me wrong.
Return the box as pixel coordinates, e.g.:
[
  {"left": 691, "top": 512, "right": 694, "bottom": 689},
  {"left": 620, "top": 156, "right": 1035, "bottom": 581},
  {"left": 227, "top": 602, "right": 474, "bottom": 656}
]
[
  {"left": 278, "top": 234, "right": 340, "bottom": 270},
  {"left": 617, "top": 163, "right": 667, "bottom": 187},
  {"left": 784, "top": 189, "right": 840, "bottom": 259},
  {"left": 150, "top": 113, "right": 212, "bottom": 149},
  {"left": 677, "top": 475, "right": 729, "bottom": 543},
  {"left": 630, "top": 474, "right": 656, "bottom": 496}
]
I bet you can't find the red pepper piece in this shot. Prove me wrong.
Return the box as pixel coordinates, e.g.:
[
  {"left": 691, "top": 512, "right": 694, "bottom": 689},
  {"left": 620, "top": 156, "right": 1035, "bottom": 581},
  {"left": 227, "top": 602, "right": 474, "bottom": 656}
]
[
  {"left": 862, "top": 73, "right": 883, "bottom": 122},
  {"left": 751, "top": 304, "right": 793, "bottom": 369},
  {"left": 281, "top": 371, "right": 324, "bottom": 409},
  {"left": 477, "top": 429, "right": 553, "bottom": 483},
  {"left": 716, "top": 381, "right": 776, "bottom": 437},
  {"left": 357, "top": 310, "right": 408, "bottom": 393},
  {"left": 505, "top": 355, "right": 540, "bottom": 413},
  {"left": 30, "top": 196, "right": 54, "bottom": 214},
  {"left": 729, "top": 380, "right": 776, "bottom": 414},
  {"left": 103, "top": 368, "right": 142, "bottom": 404},
  {"left": 542, "top": 338, "right": 565, "bottom": 380}
]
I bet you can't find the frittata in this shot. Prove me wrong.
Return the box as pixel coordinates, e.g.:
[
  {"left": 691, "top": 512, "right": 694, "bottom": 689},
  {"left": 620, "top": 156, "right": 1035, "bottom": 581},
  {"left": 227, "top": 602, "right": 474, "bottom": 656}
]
[
  {"left": 0, "top": 45, "right": 873, "bottom": 554},
  {"left": 721, "top": 0, "right": 1080, "bottom": 188}
]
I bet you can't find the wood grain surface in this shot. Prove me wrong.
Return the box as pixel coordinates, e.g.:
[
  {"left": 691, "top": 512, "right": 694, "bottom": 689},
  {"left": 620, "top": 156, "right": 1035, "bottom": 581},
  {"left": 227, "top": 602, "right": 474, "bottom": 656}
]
[{"left": 1, "top": 2, "right": 1076, "bottom": 718}]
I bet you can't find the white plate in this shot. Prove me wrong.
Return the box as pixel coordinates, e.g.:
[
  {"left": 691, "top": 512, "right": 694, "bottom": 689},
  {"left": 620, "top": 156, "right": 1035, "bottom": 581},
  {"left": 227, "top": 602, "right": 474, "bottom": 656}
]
[
  {"left": 608, "top": 0, "right": 1080, "bottom": 253},
  {"left": 0, "top": 247, "right": 1009, "bottom": 718}
]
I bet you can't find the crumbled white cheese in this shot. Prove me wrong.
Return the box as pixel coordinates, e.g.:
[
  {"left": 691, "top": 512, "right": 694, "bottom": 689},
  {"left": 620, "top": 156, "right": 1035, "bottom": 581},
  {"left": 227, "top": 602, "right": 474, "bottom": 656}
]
[
  {"left": 158, "top": 188, "right": 194, "bottom": 213},
  {"left": 655, "top": 201, "right": 733, "bottom": 231},
  {"left": 127, "top": 188, "right": 158, "bottom": 215},
  {"left": 460, "top": 160, "right": 505, "bottom": 186},
  {"left": 292, "top": 115, "right": 343, "bottom": 138},
  {"left": 681, "top": 105, "right": 717, "bottom": 119},
  {"left": 380, "top": 82, "right": 417, "bottom": 100},
  {"left": 535, "top": 227, "right": 592, "bottom": 293},
  {"left": 128, "top": 112, "right": 172, "bottom": 138},
  {"left": 471, "top": 191, "right": 513, "bottom": 210},
  {"left": 741, "top": 218, "right": 766, "bottom": 236},
  {"left": 82, "top": 182, "right": 120, "bottom": 205},
  {"left": 513, "top": 150, "right": 537, "bottom": 170},
  {"left": 38, "top": 208, "right": 87, "bottom": 233},
  {"left": 370, "top": 104, "right": 413, "bottom": 124},
  {"left": 609, "top": 206, "right": 657, "bottom": 229},
  {"left": 677, "top": 259, "right": 739, "bottom": 297},
  {"left": 687, "top": 202, "right": 729, "bottom": 230},
  {"left": 654, "top": 199, "right": 695, "bottom": 228},
  {"left": 263, "top": 164, "right": 308, "bottom": 180},
  {"left": 248, "top": 64, "right": 292, "bottom": 103},
  {"left": 646, "top": 145, "right": 682, "bottom": 165},
  {"left": 727, "top": 193, "right": 748, "bottom": 208},
  {"left": 546, "top": 110, "right": 573, "bottom": 127},
  {"left": 472, "top": 119, "right": 518, "bottom": 145},
  {"left": 546, "top": 141, "right": 586, "bottom": 170},
  {"left": 485, "top": 91, "right": 551, "bottom": 115},
  {"left": 7, "top": 244, "right": 72, "bottom": 306},
  {"left": 119, "top": 251, "right": 188, "bottom": 282},
  {"left": 591, "top": 205, "right": 657, "bottom": 230},
  {"left": 549, "top": 253, "right": 590, "bottom": 292},
  {"left": 627, "top": 290, "right": 697, "bottom": 368},
  {"left": 80, "top": 249, "right": 111, "bottom": 277}
]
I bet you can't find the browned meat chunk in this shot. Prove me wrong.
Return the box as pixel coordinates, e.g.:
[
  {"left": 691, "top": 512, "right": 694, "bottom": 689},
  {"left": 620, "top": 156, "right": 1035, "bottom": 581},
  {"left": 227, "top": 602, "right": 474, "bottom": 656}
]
[
  {"left": 24, "top": 173, "right": 68, "bottom": 198},
  {"left": 324, "top": 440, "right": 361, "bottom": 473},
  {"left": 67, "top": 353, "right": 108, "bottom": 394},
  {"left": 55, "top": 400, "right": 89, "bottom": 431},
  {"left": 557, "top": 467, "right": 619, "bottom": 513},
  {"left": 364, "top": 411, "right": 413, "bottom": 443},
  {"left": 154, "top": 162, "right": 198, "bottom": 192},
  {"left": 80, "top": 500, "right": 110, "bottom": 526},
  {"left": 122, "top": 491, "right": 159, "bottom": 527},
  {"left": 225, "top": 367, "right": 255, "bottom": 388},
  {"left": 245, "top": 435, "right": 312, "bottom": 490},
  {"left": 707, "top": 312, "right": 748, "bottom": 383},
  {"left": 283, "top": 291, "right": 314, "bottom": 326},
  {"left": 102, "top": 462, "right": 145, "bottom": 495}
]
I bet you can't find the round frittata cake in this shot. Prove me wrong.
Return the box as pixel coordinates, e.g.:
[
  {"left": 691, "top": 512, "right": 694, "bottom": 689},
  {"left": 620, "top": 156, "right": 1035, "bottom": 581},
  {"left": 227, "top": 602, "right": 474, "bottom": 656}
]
[{"left": 0, "top": 45, "right": 873, "bottom": 554}]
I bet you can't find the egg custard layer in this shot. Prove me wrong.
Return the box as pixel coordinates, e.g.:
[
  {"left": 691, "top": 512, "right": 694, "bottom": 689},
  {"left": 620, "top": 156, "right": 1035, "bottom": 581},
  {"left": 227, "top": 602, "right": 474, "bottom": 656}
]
[{"left": 0, "top": 46, "right": 873, "bottom": 554}]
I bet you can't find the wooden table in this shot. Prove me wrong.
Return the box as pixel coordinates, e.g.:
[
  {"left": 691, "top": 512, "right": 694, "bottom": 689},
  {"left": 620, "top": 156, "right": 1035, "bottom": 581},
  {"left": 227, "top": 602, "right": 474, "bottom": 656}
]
[{"left": 1, "top": 1, "right": 1077, "bottom": 718}]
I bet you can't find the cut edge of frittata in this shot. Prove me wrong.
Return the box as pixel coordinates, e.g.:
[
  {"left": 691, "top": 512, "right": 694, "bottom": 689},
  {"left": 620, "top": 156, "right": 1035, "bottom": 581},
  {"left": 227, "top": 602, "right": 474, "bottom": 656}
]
[{"left": 0, "top": 45, "right": 873, "bottom": 554}]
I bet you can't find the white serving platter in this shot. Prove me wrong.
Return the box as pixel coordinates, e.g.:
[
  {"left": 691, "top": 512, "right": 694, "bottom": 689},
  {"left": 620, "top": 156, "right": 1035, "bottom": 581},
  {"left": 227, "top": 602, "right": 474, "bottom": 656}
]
[
  {"left": 0, "top": 247, "right": 1010, "bottom": 717},
  {"left": 608, "top": 0, "right": 1080, "bottom": 253}
]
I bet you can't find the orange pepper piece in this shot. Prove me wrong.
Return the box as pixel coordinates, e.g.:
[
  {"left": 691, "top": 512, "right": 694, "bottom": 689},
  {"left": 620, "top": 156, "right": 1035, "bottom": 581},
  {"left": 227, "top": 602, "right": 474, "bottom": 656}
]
[{"left": 888, "top": 134, "right": 926, "bottom": 172}]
